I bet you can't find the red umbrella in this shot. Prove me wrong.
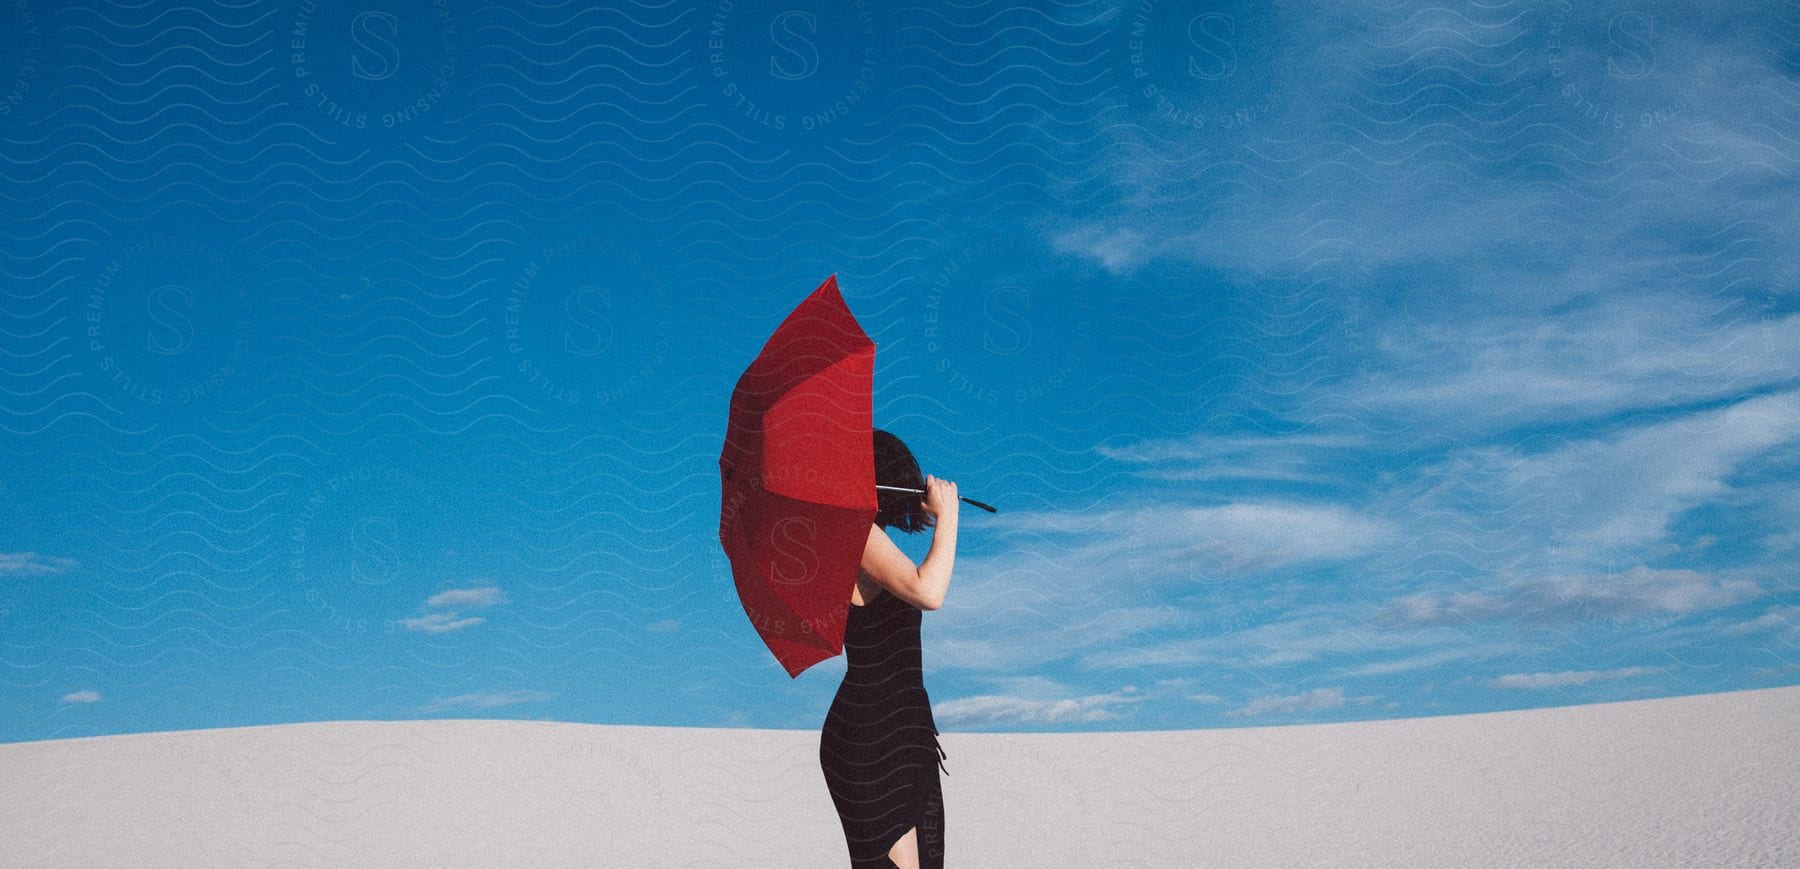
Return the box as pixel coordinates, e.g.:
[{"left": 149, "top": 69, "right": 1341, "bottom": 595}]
[{"left": 719, "top": 275, "right": 879, "bottom": 678}]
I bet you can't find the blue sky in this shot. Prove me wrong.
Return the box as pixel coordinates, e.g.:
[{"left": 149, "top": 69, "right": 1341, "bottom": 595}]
[{"left": 2, "top": 0, "right": 1797, "bottom": 744}]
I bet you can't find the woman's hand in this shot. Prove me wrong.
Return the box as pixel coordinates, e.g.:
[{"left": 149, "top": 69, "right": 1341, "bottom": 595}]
[{"left": 921, "top": 474, "right": 959, "bottom": 522}]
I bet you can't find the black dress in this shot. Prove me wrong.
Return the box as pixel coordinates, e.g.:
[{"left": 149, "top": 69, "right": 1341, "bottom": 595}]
[{"left": 820, "top": 585, "right": 948, "bottom": 868}]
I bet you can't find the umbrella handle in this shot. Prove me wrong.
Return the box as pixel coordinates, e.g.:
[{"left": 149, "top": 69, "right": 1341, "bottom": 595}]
[{"left": 875, "top": 484, "right": 998, "bottom": 513}]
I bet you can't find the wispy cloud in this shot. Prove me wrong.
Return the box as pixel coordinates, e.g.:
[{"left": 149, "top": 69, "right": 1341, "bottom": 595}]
[
  {"left": 975, "top": 0, "right": 1800, "bottom": 723},
  {"left": 402, "top": 584, "right": 505, "bottom": 633},
  {"left": 1391, "top": 390, "right": 1800, "bottom": 571},
  {"left": 1225, "top": 686, "right": 1375, "bottom": 718},
  {"left": 1097, "top": 430, "right": 1370, "bottom": 485},
  {"left": 1489, "top": 667, "right": 1665, "bottom": 690},
  {"left": 420, "top": 690, "right": 553, "bottom": 713},
  {"left": 60, "top": 690, "right": 101, "bottom": 704},
  {"left": 1048, "top": 224, "right": 1153, "bottom": 275},
  {"left": 1062, "top": 1, "right": 1800, "bottom": 301},
  {"left": 931, "top": 496, "right": 1395, "bottom": 673},
  {"left": 400, "top": 612, "right": 486, "bottom": 634},
  {"left": 933, "top": 684, "right": 1151, "bottom": 725},
  {"left": 936, "top": 605, "right": 1190, "bottom": 672},
  {"left": 427, "top": 585, "right": 503, "bottom": 608},
  {"left": 1725, "top": 605, "right": 1800, "bottom": 638},
  {"left": 1334, "top": 301, "right": 1800, "bottom": 433},
  {"left": 1079, "top": 613, "right": 1456, "bottom": 670},
  {"left": 1555, "top": 391, "right": 1800, "bottom": 564},
  {"left": 989, "top": 500, "right": 1395, "bottom": 578},
  {"left": 0, "top": 552, "right": 79, "bottom": 576},
  {"left": 1379, "top": 566, "right": 1764, "bottom": 628},
  {"left": 942, "top": 373, "right": 1794, "bottom": 707},
  {"left": 1337, "top": 647, "right": 1498, "bottom": 679}
]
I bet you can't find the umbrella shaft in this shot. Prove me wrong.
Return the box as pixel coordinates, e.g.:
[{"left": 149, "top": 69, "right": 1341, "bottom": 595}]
[{"left": 876, "top": 484, "right": 997, "bottom": 513}]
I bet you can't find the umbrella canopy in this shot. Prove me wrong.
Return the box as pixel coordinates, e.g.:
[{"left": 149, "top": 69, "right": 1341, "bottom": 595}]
[{"left": 719, "top": 275, "right": 879, "bottom": 678}]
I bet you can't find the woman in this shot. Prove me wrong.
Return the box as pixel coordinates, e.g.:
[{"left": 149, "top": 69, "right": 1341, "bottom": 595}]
[{"left": 820, "top": 428, "right": 959, "bottom": 869}]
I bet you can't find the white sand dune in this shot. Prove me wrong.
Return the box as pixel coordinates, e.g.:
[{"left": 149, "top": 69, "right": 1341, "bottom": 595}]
[{"left": 3, "top": 685, "right": 1797, "bottom": 868}]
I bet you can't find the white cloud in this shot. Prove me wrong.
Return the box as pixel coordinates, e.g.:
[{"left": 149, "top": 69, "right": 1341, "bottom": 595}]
[
  {"left": 1064, "top": 0, "right": 1800, "bottom": 296},
  {"left": 1337, "top": 647, "right": 1497, "bottom": 679},
  {"left": 420, "top": 690, "right": 553, "bottom": 712},
  {"left": 929, "top": 498, "right": 1392, "bottom": 672},
  {"left": 427, "top": 585, "right": 503, "bottom": 609},
  {"left": 1079, "top": 614, "right": 1455, "bottom": 671},
  {"left": 1053, "top": 0, "right": 1800, "bottom": 450},
  {"left": 1225, "top": 686, "right": 1374, "bottom": 718},
  {"left": 932, "top": 686, "right": 1150, "bottom": 725},
  {"left": 403, "top": 585, "right": 505, "bottom": 633},
  {"left": 1055, "top": 391, "right": 1787, "bottom": 686},
  {"left": 953, "top": 1, "right": 1800, "bottom": 705},
  {"left": 400, "top": 612, "right": 486, "bottom": 634},
  {"left": 1097, "top": 430, "right": 1369, "bottom": 462},
  {"left": 1335, "top": 301, "right": 1800, "bottom": 432},
  {"left": 1380, "top": 566, "right": 1763, "bottom": 627},
  {"left": 1097, "top": 429, "right": 1370, "bottom": 485},
  {"left": 1489, "top": 667, "right": 1664, "bottom": 690},
  {"left": 1765, "top": 527, "right": 1800, "bottom": 555},
  {"left": 1724, "top": 605, "right": 1800, "bottom": 638},
  {"left": 1376, "top": 390, "right": 1800, "bottom": 578},
  {"left": 1049, "top": 224, "right": 1154, "bottom": 275},
  {"left": 0, "top": 552, "right": 79, "bottom": 576},
  {"left": 934, "top": 605, "right": 1189, "bottom": 671},
  {"left": 60, "top": 690, "right": 101, "bottom": 704},
  {"left": 1752, "top": 483, "right": 1800, "bottom": 556},
  {"left": 939, "top": 393, "right": 1792, "bottom": 694},
  {"left": 1494, "top": 391, "right": 1800, "bottom": 565},
  {"left": 989, "top": 500, "right": 1395, "bottom": 579},
  {"left": 979, "top": 674, "right": 1074, "bottom": 698},
  {"left": 1147, "top": 677, "right": 1226, "bottom": 702}
]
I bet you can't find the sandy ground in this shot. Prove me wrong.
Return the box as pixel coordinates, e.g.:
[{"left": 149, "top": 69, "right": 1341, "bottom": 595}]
[{"left": 3, "top": 685, "right": 1797, "bottom": 867}]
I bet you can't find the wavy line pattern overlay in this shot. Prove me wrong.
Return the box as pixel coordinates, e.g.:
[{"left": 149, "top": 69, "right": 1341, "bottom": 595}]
[{"left": 3, "top": 0, "right": 1797, "bottom": 826}]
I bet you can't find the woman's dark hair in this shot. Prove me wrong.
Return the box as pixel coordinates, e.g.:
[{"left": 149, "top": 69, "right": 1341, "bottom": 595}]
[{"left": 873, "top": 428, "right": 935, "bottom": 534}]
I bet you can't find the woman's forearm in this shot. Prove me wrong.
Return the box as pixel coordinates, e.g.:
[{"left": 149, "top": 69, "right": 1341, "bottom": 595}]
[{"left": 916, "top": 512, "right": 958, "bottom": 609}]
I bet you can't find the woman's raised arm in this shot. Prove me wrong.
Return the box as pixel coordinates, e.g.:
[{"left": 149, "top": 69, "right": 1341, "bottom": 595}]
[{"left": 858, "top": 477, "right": 959, "bottom": 610}]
